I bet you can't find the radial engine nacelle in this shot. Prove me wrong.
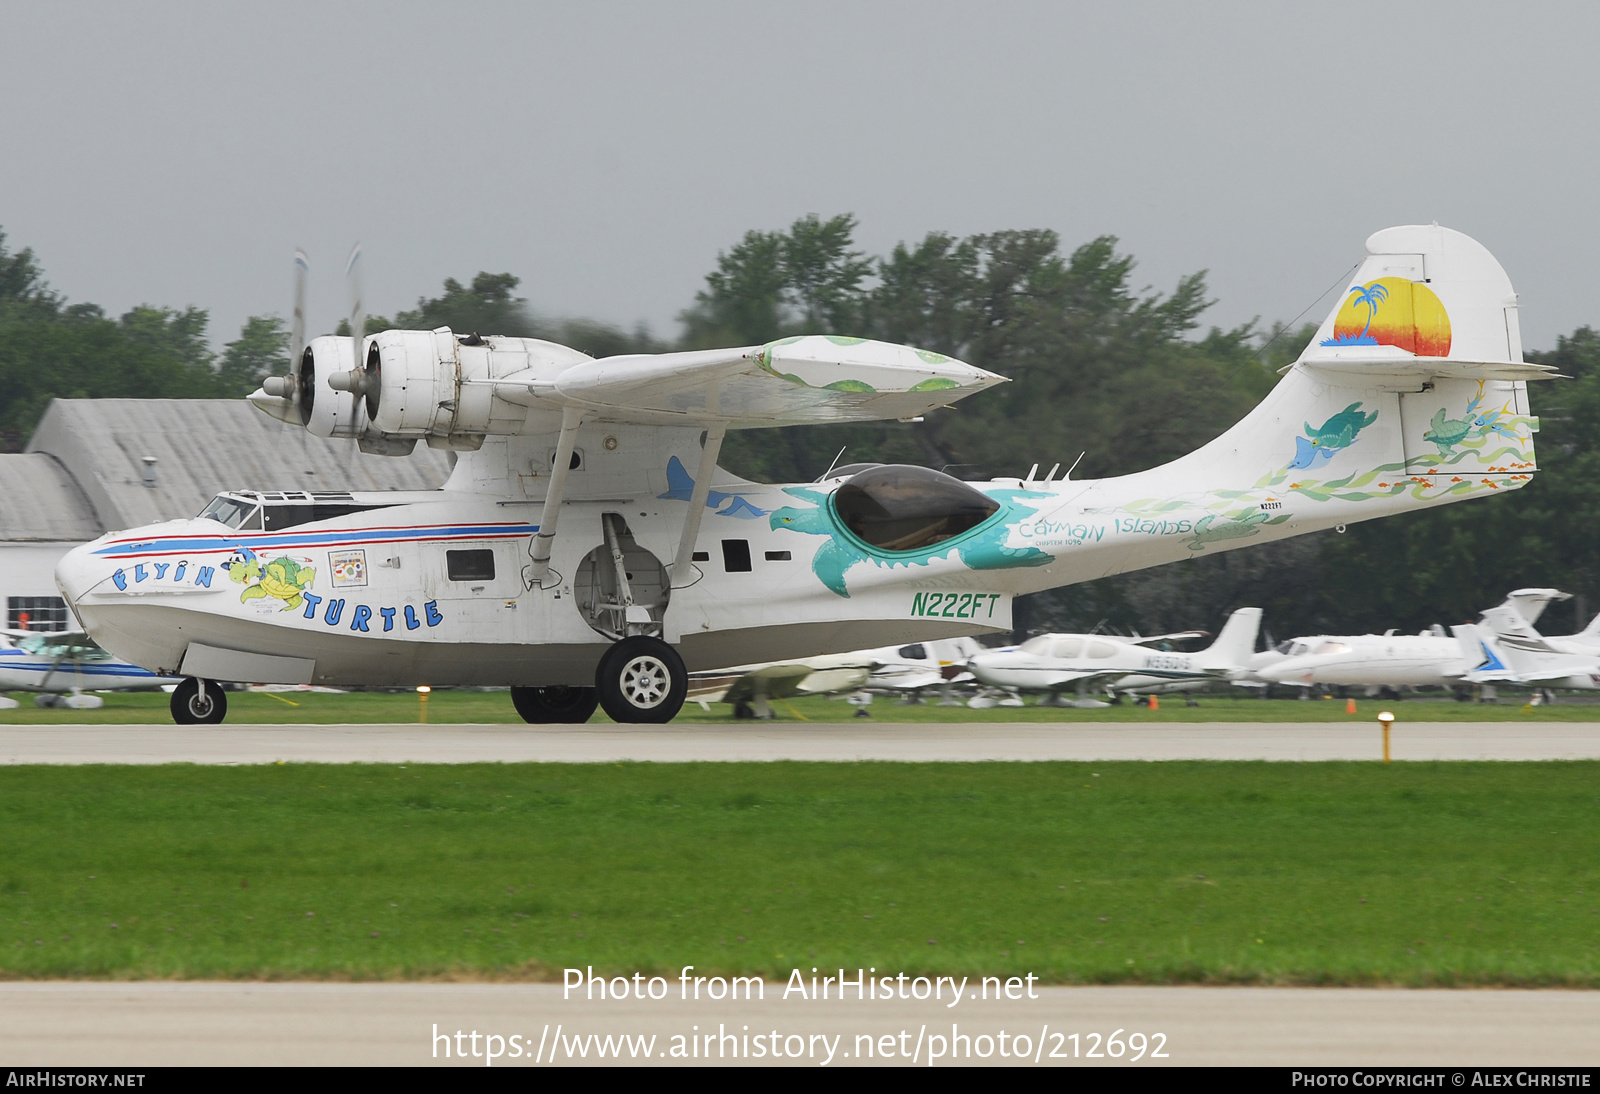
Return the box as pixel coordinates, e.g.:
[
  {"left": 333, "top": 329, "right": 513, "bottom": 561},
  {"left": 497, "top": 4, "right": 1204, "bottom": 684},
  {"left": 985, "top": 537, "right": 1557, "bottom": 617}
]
[{"left": 251, "top": 327, "right": 580, "bottom": 451}]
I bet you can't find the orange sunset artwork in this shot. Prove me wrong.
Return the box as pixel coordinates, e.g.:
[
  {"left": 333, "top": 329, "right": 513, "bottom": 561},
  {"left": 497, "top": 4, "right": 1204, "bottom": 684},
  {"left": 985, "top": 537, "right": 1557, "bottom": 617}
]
[{"left": 1319, "top": 277, "right": 1452, "bottom": 356}]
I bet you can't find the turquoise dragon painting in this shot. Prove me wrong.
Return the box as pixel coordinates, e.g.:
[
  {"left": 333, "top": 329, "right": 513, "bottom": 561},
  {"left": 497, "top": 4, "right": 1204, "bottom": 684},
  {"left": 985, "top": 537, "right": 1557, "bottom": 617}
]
[{"left": 770, "top": 486, "right": 1055, "bottom": 597}]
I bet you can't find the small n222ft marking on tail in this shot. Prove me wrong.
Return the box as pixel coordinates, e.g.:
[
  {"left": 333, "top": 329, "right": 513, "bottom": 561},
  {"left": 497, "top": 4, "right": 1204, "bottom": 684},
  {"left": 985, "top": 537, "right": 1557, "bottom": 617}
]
[{"left": 912, "top": 592, "right": 1001, "bottom": 619}]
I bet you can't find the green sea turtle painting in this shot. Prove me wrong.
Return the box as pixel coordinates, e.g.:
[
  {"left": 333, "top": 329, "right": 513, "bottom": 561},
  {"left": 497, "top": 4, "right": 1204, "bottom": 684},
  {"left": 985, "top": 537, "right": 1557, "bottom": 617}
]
[{"left": 1288, "top": 403, "right": 1379, "bottom": 470}]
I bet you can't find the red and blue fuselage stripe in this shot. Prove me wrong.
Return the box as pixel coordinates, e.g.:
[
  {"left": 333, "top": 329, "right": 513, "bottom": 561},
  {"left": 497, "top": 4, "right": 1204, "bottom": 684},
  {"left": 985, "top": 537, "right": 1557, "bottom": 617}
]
[{"left": 91, "top": 522, "right": 539, "bottom": 559}]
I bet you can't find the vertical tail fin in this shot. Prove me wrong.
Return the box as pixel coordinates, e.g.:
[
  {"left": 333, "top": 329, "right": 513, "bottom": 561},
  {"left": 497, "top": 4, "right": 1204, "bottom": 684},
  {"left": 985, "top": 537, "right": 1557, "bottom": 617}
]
[
  {"left": 1198, "top": 607, "right": 1263, "bottom": 671},
  {"left": 1492, "top": 588, "right": 1570, "bottom": 628}
]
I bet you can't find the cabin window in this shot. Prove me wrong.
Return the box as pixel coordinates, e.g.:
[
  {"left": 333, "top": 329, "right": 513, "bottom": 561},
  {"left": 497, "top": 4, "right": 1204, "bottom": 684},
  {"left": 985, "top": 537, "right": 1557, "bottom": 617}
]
[
  {"left": 447, "top": 549, "right": 496, "bottom": 582},
  {"left": 1313, "top": 641, "right": 1351, "bottom": 656},
  {"left": 262, "top": 503, "right": 377, "bottom": 531},
  {"left": 832, "top": 465, "right": 999, "bottom": 552},
  {"left": 721, "top": 540, "right": 752, "bottom": 573},
  {"left": 1088, "top": 640, "right": 1118, "bottom": 659},
  {"left": 764, "top": 550, "right": 791, "bottom": 561},
  {"left": 691, "top": 551, "right": 709, "bottom": 562},
  {"left": 898, "top": 643, "right": 928, "bottom": 660},
  {"left": 1051, "top": 637, "right": 1083, "bottom": 659}
]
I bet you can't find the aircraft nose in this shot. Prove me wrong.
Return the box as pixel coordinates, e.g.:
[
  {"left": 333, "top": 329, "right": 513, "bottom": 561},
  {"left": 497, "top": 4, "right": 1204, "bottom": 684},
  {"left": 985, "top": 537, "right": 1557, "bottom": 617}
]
[{"left": 54, "top": 539, "right": 104, "bottom": 610}]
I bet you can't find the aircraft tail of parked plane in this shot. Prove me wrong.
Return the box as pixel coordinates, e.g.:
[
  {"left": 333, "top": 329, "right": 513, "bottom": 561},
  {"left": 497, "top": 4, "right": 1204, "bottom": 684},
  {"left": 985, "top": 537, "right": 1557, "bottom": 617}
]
[
  {"left": 1455, "top": 614, "right": 1600, "bottom": 689},
  {"left": 1197, "top": 607, "right": 1263, "bottom": 673}
]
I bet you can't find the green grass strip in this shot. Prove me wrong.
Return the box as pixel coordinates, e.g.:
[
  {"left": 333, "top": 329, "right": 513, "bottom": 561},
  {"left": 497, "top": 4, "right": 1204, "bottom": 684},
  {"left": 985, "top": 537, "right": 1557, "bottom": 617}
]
[
  {"left": 5, "top": 690, "right": 1599, "bottom": 724},
  {"left": 2, "top": 761, "right": 1598, "bottom": 985}
]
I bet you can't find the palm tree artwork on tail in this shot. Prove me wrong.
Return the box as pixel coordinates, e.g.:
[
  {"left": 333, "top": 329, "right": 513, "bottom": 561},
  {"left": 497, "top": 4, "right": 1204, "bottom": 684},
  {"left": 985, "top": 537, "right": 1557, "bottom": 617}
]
[{"left": 1321, "top": 282, "right": 1388, "bottom": 347}]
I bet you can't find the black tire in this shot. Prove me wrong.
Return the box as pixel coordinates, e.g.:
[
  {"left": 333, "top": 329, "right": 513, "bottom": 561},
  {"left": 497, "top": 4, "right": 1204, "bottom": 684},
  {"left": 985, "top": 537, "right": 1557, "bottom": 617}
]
[
  {"left": 171, "top": 677, "right": 227, "bottom": 724},
  {"left": 595, "top": 636, "right": 687, "bottom": 724},
  {"left": 510, "top": 685, "right": 599, "bottom": 724}
]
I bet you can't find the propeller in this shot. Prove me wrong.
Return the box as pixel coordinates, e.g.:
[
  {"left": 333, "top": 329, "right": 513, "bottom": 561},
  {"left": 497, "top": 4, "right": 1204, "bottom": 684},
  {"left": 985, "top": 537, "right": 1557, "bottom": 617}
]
[
  {"left": 328, "top": 243, "right": 377, "bottom": 405},
  {"left": 260, "top": 248, "right": 308, "bottom": 401}
]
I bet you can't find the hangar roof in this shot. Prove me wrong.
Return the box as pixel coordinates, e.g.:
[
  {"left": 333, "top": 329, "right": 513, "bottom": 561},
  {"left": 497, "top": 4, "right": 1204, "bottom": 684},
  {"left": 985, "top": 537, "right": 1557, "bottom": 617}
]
[
  {"left": 0, "top": 453, "right": 103, "bottom": 542},
  {"left": 17, "top": 399, "right": 453, "bottom": 536}
]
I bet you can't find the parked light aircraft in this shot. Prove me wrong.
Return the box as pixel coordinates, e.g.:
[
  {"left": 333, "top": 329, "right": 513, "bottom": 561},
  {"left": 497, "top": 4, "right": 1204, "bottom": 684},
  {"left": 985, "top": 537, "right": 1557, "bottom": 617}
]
[
  {"left": 967, "top": 608, "right": 1261, "bottom": 702},
  {"left": 689, "top": 637, "right": 980, "bottom": 718},
  {"left": 0, "top": 630, "right": 180, "bottom": 709},
  {"left": 1452, "top": 592, "right": 1600, "bottom": 691},
  {"left": 55, "top": 226, "right": 1550, "bottom": 724},
  {"left": 1252, "top": 589, "right": 1580, "bottom": 693},
  {"left": 1255, "top": 627, "right": 1465, "bottom": 690}
]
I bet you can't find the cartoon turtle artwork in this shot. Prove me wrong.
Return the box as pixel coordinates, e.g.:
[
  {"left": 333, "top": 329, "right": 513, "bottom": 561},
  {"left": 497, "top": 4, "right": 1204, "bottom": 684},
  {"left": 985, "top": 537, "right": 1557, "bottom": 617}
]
[
  {"left": 1422, "top": 406, "right": 1475, "bottom": 454},
  {"left": 1287, "top": 403, "right": 1379, "bottom": 470},
  {"left": 1185, "top": 510, "right": 1290, "bottom": 552},
  {"left": 228, "top": 551, "right": 316, "bottom": 611}
]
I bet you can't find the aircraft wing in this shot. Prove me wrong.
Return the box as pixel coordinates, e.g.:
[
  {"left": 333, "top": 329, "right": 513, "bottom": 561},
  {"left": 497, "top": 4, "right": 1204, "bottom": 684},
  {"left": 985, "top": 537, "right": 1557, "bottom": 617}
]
[
  {"left": 688, "top": 663, "right": 817, "bottom": 705},
  {"left": 492, "top": 337, "right": 1006, "bottom": 427},
  {"left": 795, "top": 666, "right": 872, "bottom": 696}
]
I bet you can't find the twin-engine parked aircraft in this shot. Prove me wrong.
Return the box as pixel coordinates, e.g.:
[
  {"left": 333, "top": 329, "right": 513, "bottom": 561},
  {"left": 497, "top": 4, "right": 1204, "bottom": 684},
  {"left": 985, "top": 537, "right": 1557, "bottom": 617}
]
[
  {"left": 1256, "top": 628, "right": 1465, "bottom": 690},
  {"left": 0, "top": 631, "right": 180, "bottom": 710},
  {"left": 1254, "top": 589, "right": 1591, "bottom": 694},
  {"left": 56, "top": 225, "right": 1550, "bottom": 724},
  {"left": 967, "top": 608, "right": 1261, "bottom": 703},
  {"left": 1454, "top": 589, "right": 1600, "bottom": 691}
]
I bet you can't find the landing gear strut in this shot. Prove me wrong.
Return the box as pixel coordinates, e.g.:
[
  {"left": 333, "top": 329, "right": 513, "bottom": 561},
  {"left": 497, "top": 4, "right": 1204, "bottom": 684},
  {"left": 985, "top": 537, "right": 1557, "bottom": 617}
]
[
  {"left": 595, "top": 635, "right": 687, "bottom": 724},
  {"left": 171, "top": 677, "right": 227, "bottom": 724},
  {"left": 511, "top": 685, "right": 600, "bottom": 724}
]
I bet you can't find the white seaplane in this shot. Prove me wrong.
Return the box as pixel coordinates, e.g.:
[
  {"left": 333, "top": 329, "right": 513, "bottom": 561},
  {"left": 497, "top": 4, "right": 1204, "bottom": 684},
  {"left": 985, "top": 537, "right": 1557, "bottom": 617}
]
[{"left": 55, "top": 225, "right": 1550, "bottom": 724}]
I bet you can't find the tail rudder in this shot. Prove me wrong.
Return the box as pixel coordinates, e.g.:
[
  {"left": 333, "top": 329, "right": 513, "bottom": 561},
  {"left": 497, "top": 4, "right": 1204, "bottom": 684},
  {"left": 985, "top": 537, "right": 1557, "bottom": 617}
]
[
  {"left": 1198, "top": 607, "right": 1263, "bottom": 671},
  {"left": 1453, "top": 623, "right": 1516, "bottom": 682},
  {"left": 1115, "top": 226, "right": 1545, "bottom": 542},
  {"left": 1493, "top": 587, "right": 1569, "bottom": 628}
]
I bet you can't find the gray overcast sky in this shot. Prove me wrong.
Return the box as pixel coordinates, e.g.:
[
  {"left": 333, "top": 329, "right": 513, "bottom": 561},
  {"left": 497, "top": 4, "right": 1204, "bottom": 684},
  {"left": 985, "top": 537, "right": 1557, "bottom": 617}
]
[{"left": 2, "top": 1, "right": 1596, "bottom": 353}]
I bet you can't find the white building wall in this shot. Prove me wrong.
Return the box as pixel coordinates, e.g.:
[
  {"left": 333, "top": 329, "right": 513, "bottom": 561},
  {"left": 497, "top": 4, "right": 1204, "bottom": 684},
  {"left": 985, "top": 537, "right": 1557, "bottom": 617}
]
[{"left": 1, "top": 542, "right": 79, "bottom": 628}]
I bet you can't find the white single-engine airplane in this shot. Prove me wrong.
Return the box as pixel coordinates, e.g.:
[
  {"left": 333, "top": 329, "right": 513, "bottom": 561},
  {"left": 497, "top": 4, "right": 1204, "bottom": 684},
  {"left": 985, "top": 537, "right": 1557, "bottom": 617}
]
[
  {"left": 967, "top": 608, "right": 1261, "bottom": 702},
  {"left": 56, "top": 225, "right": 1550, "bottom": 724},
  {"left": 689, "top": 637, "right": 980, "bottom": 719},
  {"left": 0, "top": 630, "right": 180, "bottom": 709}
]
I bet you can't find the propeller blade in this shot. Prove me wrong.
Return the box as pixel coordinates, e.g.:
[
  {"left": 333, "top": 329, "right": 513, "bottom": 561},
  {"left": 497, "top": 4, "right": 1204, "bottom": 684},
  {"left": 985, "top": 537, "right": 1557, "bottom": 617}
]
[
  {"left": 290, "top": 248, "right": 308, "bottom": 376},
  {"left": 346, "top": 242, "right": 365, "bottom": 370}
]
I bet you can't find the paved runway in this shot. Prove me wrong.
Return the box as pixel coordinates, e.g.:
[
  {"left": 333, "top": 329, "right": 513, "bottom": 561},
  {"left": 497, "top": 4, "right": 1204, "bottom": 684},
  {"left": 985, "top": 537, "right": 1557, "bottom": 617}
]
[
  {"left": 2, "top": 981, "right": 1596, "bottom": 1066},
  {"left": 2, "top": 721, "right": 1600, "bottom": 763}
]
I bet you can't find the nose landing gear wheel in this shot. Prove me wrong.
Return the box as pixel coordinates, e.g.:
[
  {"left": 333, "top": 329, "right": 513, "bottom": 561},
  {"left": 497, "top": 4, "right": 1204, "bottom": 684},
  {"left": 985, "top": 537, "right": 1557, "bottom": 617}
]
[
  {"left": 510, "top": 685, "right": 600, "bottom": 724},
  {"left": 596, "top": 636, "right": 687, "bottom": 724},
  {"left": 171, "top": 677, "right": 227, "bottom": 725}
]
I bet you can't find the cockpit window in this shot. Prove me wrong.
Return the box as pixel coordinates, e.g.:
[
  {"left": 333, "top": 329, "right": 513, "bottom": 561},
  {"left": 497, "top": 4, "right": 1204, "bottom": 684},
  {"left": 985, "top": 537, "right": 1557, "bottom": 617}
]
[
  {"left": 198, "top": 496, "right": 261, "bottom": 530},
  {"left": 832, "top": 465, "right": 1000, "bottom": 552},
  {"left": 198, "top": 492, "right": 387, "bottom": 532},
  {"left": 1019, "top": 636, "right": 1053, "bottom": 655},
  {"left": 897, "top": 644, "right": 928, "bottom": 660}
]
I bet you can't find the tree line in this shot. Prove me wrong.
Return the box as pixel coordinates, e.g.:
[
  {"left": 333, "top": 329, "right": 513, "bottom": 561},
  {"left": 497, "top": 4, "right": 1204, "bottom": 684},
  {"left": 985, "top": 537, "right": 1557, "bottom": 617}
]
[{"left": 2, "top": 219, "right": 1594, "bottom": 641}]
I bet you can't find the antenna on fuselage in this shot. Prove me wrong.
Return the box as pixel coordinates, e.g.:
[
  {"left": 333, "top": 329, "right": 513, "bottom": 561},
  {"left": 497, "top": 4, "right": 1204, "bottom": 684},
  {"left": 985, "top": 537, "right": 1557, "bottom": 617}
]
[
  {"left": 818, "top": 446, "right": 848, "bottom": 481},
  {"left": 1065, "top": 452, "right": 1086, "bottom": 480}
]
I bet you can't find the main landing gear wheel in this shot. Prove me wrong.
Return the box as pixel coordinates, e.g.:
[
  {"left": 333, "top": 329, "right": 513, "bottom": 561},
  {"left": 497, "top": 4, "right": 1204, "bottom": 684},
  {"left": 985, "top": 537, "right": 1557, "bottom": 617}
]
[
  {"left": 595, "top": 636, "right": 687, "bottom": 724},
  {"left": 510, "top": 685, "right": 600, "bottom": 724},
  {"left": 171, "top": 677, "right": 227, "bottom": 725}
]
